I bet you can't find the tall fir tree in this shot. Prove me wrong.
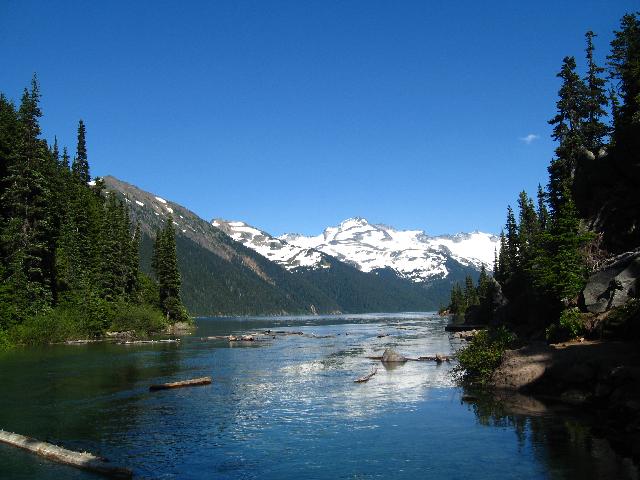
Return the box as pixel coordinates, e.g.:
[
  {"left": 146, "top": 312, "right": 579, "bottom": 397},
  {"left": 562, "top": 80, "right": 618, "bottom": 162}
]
[
  {"left": 0, "top": 75, "right": 53, "bottom": 321},
  {"left": 152, "top": 217, "right": 188, "bottom": 322},
  {"left": 71, "top": 119, "right": 90, "bottom": 183},
  {"left": 583, "top": 31, "right": 610, "bottom": 154},
  {"left": 547, "top": 56, "right": 588, "bottom": 216}
]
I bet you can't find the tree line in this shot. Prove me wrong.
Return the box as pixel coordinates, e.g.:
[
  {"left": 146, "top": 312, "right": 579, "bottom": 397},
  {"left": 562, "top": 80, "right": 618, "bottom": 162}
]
[{"left": 0, "top": 77, "right": 187, "bottom": 347}]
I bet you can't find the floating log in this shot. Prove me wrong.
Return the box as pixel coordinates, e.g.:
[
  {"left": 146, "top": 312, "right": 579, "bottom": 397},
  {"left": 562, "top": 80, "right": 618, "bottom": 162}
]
[
  {"left": 0, "top": 430, "right": 132, "bottom": 479},
  {"left": 149, "top": 376, "right": 212, "bottom": 391},
  {"left": 418, "top": 354, "right": 453, "bottom": 363},
  {"left": 354, "top": 367, "right": 378, "bottom": 383},
  {"left": 117, "top": 339, "right": 180, "bottom": 345}
]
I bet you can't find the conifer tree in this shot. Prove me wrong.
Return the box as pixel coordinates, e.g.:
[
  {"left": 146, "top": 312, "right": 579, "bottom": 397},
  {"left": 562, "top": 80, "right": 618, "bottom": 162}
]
[
  {"left": 464, "top": 275, "right": 479, "bottom": 307},
  {"left": 61, "top": 146, "right": 70, "bottom": 169},
  {"left": 477, "top": 265, "right": 490, "bottom": 300},
  {"left": 0, "top": 75, "right": 52, "bottom": 319},
  {"left": 536, "top": 184, "right": 549, "bottom": 231},
  {"left": 583, "top": 31, "right": 610, "bottom": 154},
  {"left": 51, "top": 136, "right": 59, "bottom": 163},
  {"left": 152, "top": 217, "right": 188, "bottom": 322},
  {"left": 505, "top": 206, "right": 519, "bottom": 276},
  {"left": 72, "top": 119, "right": 90, "bottom": 183},
  {"left": 548, "top": 56, "right": 588, "bottom": 215}
]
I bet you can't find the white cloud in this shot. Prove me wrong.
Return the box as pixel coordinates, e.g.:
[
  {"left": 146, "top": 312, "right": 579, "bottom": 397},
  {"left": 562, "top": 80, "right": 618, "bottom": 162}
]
[{"left": 520, "top": 133, "right": 540, "bottom": 145}]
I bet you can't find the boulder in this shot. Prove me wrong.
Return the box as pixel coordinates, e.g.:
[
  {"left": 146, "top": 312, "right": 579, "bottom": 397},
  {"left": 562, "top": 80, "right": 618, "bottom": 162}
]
[
  {"left": 381, "top": 348, "right": 407, "bottom": 363},
  {"left": 490, "top": 343, "right": 553, "bottom": 391},
  {"left": 581, "top": 251, "right": 640, "bottom": 313}
]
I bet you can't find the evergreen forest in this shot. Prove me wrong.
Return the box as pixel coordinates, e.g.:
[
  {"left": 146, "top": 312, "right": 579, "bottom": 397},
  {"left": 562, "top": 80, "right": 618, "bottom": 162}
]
[{"left": 0, "top": 79, "right": 188, "bottom": 349}]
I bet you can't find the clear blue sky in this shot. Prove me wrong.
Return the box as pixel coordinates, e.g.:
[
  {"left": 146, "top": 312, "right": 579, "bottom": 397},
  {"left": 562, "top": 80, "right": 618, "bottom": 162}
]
[{"left": 1, "top": 1, "right": 637, "bottom": 235}]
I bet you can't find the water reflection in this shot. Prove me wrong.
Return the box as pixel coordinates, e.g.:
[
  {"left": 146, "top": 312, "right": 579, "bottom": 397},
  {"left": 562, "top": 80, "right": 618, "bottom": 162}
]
[{"left": 462, "top": 389, "right": 639, "bottom": 480}]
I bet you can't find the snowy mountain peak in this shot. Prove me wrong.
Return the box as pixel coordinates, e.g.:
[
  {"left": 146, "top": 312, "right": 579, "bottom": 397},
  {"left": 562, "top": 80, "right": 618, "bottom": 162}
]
[
  {"left": 215, "top": 217, "right": 499, "bottom": 282},
  {"left": 212, "top": 219, "right": 329, "bottom": 270}
]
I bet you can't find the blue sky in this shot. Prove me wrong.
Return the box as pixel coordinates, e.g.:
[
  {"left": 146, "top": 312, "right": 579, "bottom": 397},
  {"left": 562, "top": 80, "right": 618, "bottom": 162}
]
[{"left": 1, "top": 1, "right": 637, "bottom": 236}]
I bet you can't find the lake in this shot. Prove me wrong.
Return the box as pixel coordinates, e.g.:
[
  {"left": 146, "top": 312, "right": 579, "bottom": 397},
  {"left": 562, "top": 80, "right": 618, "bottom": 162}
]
[{"left": 0, "top": 312, "right": 637, "bottom": 479}]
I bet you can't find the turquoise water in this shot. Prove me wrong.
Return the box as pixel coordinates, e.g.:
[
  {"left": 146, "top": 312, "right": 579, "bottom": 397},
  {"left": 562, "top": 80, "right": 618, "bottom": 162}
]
[{"left": 0, "top": 313, "right": 637, "bottom": 479}]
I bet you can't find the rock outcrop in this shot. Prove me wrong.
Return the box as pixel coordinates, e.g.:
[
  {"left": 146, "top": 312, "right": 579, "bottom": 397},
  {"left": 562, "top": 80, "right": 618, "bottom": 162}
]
[
  {"left": 581, "top": 250, "right": 640, "bottom": 313},
  {"left": 491, "top": 343, "right": 553, "bottom": 391}
]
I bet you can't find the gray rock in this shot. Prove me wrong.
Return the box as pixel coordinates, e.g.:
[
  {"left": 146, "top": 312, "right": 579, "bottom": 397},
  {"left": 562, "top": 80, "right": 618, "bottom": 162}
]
[
  {"left": 581, "top": 251, "right": 640, "bottom": 313},
  {"left": 490, "top": 343, "right": 553, "bottom": 391},
  {"left": 381, "top": 348, "right": 407, "bottom": 363}
]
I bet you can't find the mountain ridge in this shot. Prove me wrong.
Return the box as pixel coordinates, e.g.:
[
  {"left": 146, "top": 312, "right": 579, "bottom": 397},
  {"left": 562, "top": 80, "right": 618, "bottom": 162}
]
[
  {"left": 104, "top": 176, "right": 478, "bottom": 315},
  {"left": 215, "top": 216, "right": 499, "bottom": 283}
]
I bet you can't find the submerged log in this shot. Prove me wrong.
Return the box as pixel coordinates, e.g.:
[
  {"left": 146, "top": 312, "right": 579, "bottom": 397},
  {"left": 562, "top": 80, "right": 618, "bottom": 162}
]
[
  {"left": 354, "top": 367, "right": 378, "bottom": 383},
  {"left": 149, "top": 376, "right": 212, "bottom": 391},
  {"left": 0, "top": 430, "right": 132, "bottom": 479}
]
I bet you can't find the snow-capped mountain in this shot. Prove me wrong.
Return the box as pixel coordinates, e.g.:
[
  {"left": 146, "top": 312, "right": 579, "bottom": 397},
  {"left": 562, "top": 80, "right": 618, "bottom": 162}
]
[
  {"left": 214, "top": 217, "right": 499, "bottom": 282},
  {"left": 212, "top": 219, "right": 329, "bottom": 270}
]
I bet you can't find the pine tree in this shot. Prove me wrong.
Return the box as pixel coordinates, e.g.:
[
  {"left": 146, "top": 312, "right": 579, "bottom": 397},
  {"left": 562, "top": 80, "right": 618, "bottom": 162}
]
[
  {"left": 583, "top": 31, "right": 609, "bottom": 154},
  {"left": 152, "top": 217, "right": 187, "bottom": 322},
  {"left": 548, "top": 56, "right": 588, "bottom": 215},
  {"left": 71, "top": 119, "right": 90, "bottom": 183},
  {"left": 464, "top": 274, "right": 479, "bottom": 307},
  {"left": 505, "top": 206, "right": 519, "bottom": 274},
  {"left": 61, "top": 146, "right": 70, "bottom": 169},
  {"left": 0, "top": 75, "right": 53, "bottom": 320},
  {"left": 532, "top": 190, "right": 589, "bottom": 305},
  {"left": 496, "top": 231, "right": 508, "bottom": 283},
  {"left": 51, "top": 136, "right": 59, "bottom": 163},
  {"left": 536, "top": 184, "right": 549, "bottom": 231},
  {"left": 477, "top": 265, "right": 489, "bottom": 300}
]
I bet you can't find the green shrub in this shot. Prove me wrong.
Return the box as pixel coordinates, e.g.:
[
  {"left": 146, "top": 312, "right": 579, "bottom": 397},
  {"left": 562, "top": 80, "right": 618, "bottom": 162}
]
[
  {"left": 0, "top": 328, "right": 13, "bottom": 352},
  {"left": 546, "top": 307, "right": 585, "bottom": 342},
  {"left": 110, "top": 302, "right": 167, "bottom": 337},
  {"left": 455, "top": 326, "right": 516, "bottom": 385},
  {"left": 9, "top": 308, "right": 87, "bottom": 346}
]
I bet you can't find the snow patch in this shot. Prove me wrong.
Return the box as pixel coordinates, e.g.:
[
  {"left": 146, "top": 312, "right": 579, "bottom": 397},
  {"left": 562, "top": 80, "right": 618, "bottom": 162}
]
[
  {"left": 135, "top": 200, "right": 144, "bottom": 207},
  {"left": 155, "top": 196, "right": 167, "bottom": 204}
]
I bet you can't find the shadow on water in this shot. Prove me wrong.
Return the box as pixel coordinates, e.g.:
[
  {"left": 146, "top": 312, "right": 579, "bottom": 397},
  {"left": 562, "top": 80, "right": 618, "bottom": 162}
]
[{"left": 460, "top": 388, "right": 639, "bottom": 480}]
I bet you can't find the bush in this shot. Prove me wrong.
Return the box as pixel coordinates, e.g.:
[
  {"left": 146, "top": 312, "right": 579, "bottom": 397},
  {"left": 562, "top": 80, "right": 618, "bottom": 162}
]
[
  {"left": 455, "top": 326, "right": 516, "bottom": 385},
  {"left": 546, "top": 307, "right": 585, "bottom": 342},
  {"left": 0, "top": 328, "right": 12, "bottom": 352},
  {"left": 8, "top": 308, "right": 87, "bottom": 346},
  {"left": 110, "top": 302, "right": 167, "bottom": 337}
]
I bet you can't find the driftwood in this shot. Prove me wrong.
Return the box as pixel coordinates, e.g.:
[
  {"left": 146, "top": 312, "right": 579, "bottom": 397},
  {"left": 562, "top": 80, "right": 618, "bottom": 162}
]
[
  {"left": 418, "top": 354, "right": 452, "bottom": 363},
  {"left": 0, "top": 430, "right": 132, "bottom": 479},
  {"left": 354, "top": 367, "right": 378, "bottom": 383},
  {"left": 117, "top": 339, "right": 180, "bottom": 345},
  {"left": 149, "top": 376, "right": 212, "bottom": 391}
]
